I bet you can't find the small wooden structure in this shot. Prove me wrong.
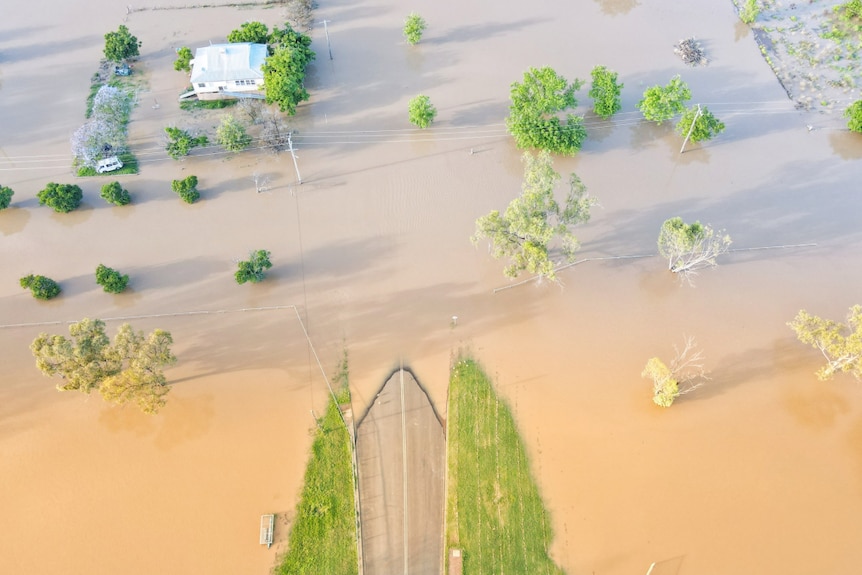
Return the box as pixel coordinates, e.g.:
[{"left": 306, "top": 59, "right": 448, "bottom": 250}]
[{"left": 260, "top": 514, "right": 274, "bottom": 548}]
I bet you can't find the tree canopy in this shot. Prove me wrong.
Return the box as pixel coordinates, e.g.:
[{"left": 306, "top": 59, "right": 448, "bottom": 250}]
[
  {"left": 506, "top": 66, "right": 587, "bottom": 156},
  {"left": 216, "top": 114, "right": 252, "bottom": 152},
  {"left": 172, "top": 175, "right": 200, "bottom": 204},
  {"left": 403, "top": 13, "right": 427, "bottom": 45},
  {"left": 228, "top": 21, "right": 270, "bottom": 44},
  {"left": 262, "top": 27, "right": 315, "bottom": 115},
  {"left": 0, "top": 185, "right": 13, "bottom": 210},
  {"left": 100, "top": 181, "right": 131, "bottom": 206},
  {"left": 165, "top": 127, "right": 208, "bottom": 159},
  {"left": 675, "top": 105, "right": 725, "bottom": 143},
  {"left": 472, "top": 151, "right": 596, "bottom": 282},
  {"left": 174, "top": 46, "right": 193, "bottom": 72},
  {"left": 657, "top": 217, "right": 731, "bottom": 280},
  {"left": 638, "top": 75, "right": 692, "bottom": 124},
  {"left": 789, "top": 305, "right": 862, "bottom": 381},
  {"left": 845, "top": 100, "right": 862, "bottom": 133},
  {"left": 408, "top": 94, "right": 437, "bottom": 128},
  {"left": 104, "top": 25, "right": 141, "bottom": 62},
  {"left": 20, "top": 275, "right": 61, "bottom": 300},
  {"left": 588, "top": 65, "right": 623, "bottom": 119},
  {"left": 95, "top": 264, "right": 130, "bottom": 294},
  {"left": 30, "top": 318, "right": 177, "bottom": 414},
  {"left": 37, "top": 182, "right": 83, "bottom": 213},
  {"left": 235, "top": 249, "right": 273, "bottom": 284}
]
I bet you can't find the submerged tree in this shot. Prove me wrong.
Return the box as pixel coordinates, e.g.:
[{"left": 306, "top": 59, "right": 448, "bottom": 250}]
[
  {"left": 20, "top": 275, "right": 61, "bottom": 300},
  {"left": 506, "top": 66, "right": 587, "bottom": 156},
  {"left": 845, "top": 100, "right": 862, "bottom": 133},
  {"left": 676, "top": 105, "right": 726, "bottom": 143},
  {"left": 172, "top": 175, "right": 200, "bottom": 204},
  {"left": 164, "top": 127, "right": 208, "bottom": 159},
  {"left": 227, "top": 21, "right": 270, "bottom": 44},
  {"left": 235, "top": 249, "right": 273, "bottom": 284},
  {"left": 638, "top": 75, "right": 692, "bottom": 124},
  {"left": 408, "top": 94, "right": 437, "bottom": 128},
  {"left": 262, "top": 25, "right": 315, "bottom": 115},
  {"left": 588, "top": 65, "right": 623, "bottom": 119},
  {"left": 642, "top": 336, "right": 709, "bottom": 407},
  {"left": 789, "top": 305, "right": 862, "bottom": 381},
  {"left": 0, "top": 185, "right": 13, "bottom": 210},
  {"left": 657, "top": 217, "right": 731, "bottom": 281},
  {"left": 472, "top": 151, "right": 596, "bottom": 282},
  {"left": 216, "top": 114, "right": 252, "bottom": 152},
  {"left": 100, "top": 181, "right": 131, "bottom": 206},
  {"left": 37, "top": 183, "right": 83, "bottom": 213},
  {"left": 403, "top": 12, "right": 427, "bottom": 45},
  {"left": 30, "top": 318, "right": 177, "bottom": 414},
  {"left": 95, "top": 264, "right": 130, "bottom": 294}
]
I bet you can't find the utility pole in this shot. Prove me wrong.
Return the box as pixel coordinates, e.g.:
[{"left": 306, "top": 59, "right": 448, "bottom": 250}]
[
  {"left": 679, "top": 103, "right": 702, "bottom": 154},
  {"left": 321, "top": 20, "right": 333, "bottom": 60},
  {"left": 287, "top": 132, "right": 302, "bottom": 185}
]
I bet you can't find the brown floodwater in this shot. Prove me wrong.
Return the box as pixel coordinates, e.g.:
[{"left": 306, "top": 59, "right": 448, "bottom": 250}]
[{"left": 2, "top": 0, "right": 861, "bottom": 573}]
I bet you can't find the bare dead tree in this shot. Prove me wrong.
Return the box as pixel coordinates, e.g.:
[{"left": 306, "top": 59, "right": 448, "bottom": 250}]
[
  {"left": 260, "top": 111, "right": 290, "bottom": 154},
  {"left": 252, "top": 171, "right": 272, "bottom": 193},
  {"left": 281, "top": 0, "right": 317, "bottom": 34},
  {"left": 658, "top": 217, "right": 732, "bottom": 285},
  {"left": 237, "top": 98, "right": 264, "bottom": 125}
]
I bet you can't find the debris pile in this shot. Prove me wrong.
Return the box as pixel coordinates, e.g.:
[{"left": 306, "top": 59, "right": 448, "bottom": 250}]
[{"left": 675, "top": 37, "right": 708, "bottom": 66}]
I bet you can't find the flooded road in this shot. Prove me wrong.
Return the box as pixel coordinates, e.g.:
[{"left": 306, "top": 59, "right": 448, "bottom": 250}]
[{"left": 1, "top": 0, "right": 861, "bottom": 573}]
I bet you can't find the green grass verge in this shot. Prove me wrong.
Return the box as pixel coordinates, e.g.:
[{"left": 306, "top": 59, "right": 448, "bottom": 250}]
[
  {"left": 274, "top": 385, "right": 357, "bottom": 575},
  {"left": 180, "top": 98, "right": 239, "bottom": 111},
  {"left": 446, "top": 357, "right": 564, "bottom": 575}
]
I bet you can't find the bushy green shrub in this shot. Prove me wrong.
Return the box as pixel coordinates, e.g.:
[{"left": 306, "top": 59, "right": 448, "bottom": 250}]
[
  {"left": 171, "top": 175, "right": 200, "bottom": 204},
  {"left": 20, "top": 275, "right": 61, "bottom": 300},
  {"left": 408, "top": 95, "right": 437, "bottom": 128},
  {"left": 95, "top": 264, "right": 130, "bottom": 294}
]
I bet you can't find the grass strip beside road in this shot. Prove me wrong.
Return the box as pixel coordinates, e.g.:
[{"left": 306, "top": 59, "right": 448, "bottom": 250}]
[
  {"left": 275, "top": 385, "right": 357, "bottom": 575},
  {"left": 446, "top": 357, "right": 564, "bottom": 575}
]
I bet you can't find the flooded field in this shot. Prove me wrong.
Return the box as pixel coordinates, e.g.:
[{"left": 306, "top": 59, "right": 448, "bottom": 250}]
[{"left": 1, "top": 0, "right": 861, "bottom": 573}]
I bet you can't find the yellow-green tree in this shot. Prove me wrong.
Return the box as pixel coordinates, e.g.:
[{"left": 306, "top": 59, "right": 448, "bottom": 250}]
[
  {"left": 642, "top": 337, "right": 708, "bottom": 407},
  {"left": 30, "top": 318, "right": 176, "bottom": 414},
  {"left": 789, "top": 305, "right": 862, "bottom": 380}
]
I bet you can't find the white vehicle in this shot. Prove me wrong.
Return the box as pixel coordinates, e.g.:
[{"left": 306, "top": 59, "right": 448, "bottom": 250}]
[{"left": 96, "top": 156, "right": 123, "bottom": 174}]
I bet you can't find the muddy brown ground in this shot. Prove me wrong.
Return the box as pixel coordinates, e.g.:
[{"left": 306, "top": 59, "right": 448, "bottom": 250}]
[{"left": 2, "top": 0, "right": 862, "bottom": 574}]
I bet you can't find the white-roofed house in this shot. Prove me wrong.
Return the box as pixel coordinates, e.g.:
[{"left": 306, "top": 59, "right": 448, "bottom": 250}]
[{"left": 187, "top": 42, "right": 267, "bottom": 100}]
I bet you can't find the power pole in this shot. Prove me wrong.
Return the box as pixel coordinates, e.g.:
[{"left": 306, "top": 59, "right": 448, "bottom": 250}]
[
  {"left": 287, "top": 132, "right": 302, "bottom": 185},
  {"left": 679, "top": 103, "right": 703, "bottom": 154},
  {"left": 321, "top": 20, "right": 333, "bottom": 60}
]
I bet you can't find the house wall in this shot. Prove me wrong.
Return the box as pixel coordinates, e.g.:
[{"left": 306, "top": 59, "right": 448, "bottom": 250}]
[{"left": 193, "top": 79, "right": 265, "bottom": 99}]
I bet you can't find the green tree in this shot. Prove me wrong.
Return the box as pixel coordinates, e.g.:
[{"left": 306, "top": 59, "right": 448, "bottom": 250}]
[
  {"left": 642, "top": 337, "right": 707, "bottom": 407},
  {"left": 174, "top": 46, "right": 193, "bottom": 72},
  {"left": 835, "top": 0, "right": 862, "bottom": 21},
  {"left": 0, "top": 185, "right": 13, "bottom": 209},
  {"left": 789, "top": 305, "right": 862, "bottom": 381},
  {"left": 165, "top": 127, "right": 208, "bottom": 159},
  {"left": 172, "top": 175, "right": 200, "bottom": 204},
  {"left": 506, "top": 66, "right": 587, "bottom": 156},
  {"left": 20, "top": 275, "right": 61, "bottom": 300},
  {"left": 262, "top": 30, "right": 315, "bottom": 115},
  {"left": 403, "top": 12, "right": 427, "bottom": 45},
  {"left": 638, "top": 75, "right": 692, "bottom": 124},
  {"left": 95, "top": 264, "right": 130, "bottom": 294},
  {"left": 104, "top": 25, "right": 141, "bottom": 62},
  {"left": 739, "top": 0, "right": 759, "bottom": 24},
  {"left": 658, "top": 217, "right": 731, "bottom": 280},
  {"left": 30, "top": 318, "right": 177, "bottom": 414},
  {"left": 844, "top": 100, "right": 862, "bottom": 133},
  {"left": 675, "top": 105, "right": 725, "bottom": 143},
  {"left": 472, "top": 151, "right": 596, "bottom": 281},
  {"left": 588, "top": 65, "right": 623, "bottom": 119},
  {"left": 100, "top": 181, "right": 131, "bottom": 206},
  {"left": 408, "top": 94, "right": 437, "bottom": 128},
  {"left": 235, "top": 249, "right": 273, "bottom": 284},
  {"left": 228, "top": 21, "right": 270, "bottom": 44},
  {"left": 37, "top": 182, "right": 83, "bottom": 213},
  {"left": 216, "top": 114, "right": 253, "bottom": 152}
]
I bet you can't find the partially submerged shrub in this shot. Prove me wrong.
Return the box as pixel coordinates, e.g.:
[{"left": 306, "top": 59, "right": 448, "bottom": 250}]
[{"left": 20, "top": 275, "right": 61, "bottom": 300}]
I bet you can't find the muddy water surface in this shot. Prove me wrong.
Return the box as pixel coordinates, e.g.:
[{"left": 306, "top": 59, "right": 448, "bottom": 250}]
[{"left": 2, "top": 0, "right": 861, "bottom": 573}]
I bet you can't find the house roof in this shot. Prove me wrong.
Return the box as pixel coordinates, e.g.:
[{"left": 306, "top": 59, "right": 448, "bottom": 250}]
[{"left": 190, "top": 43, "right": 267, "bottom": 83}]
